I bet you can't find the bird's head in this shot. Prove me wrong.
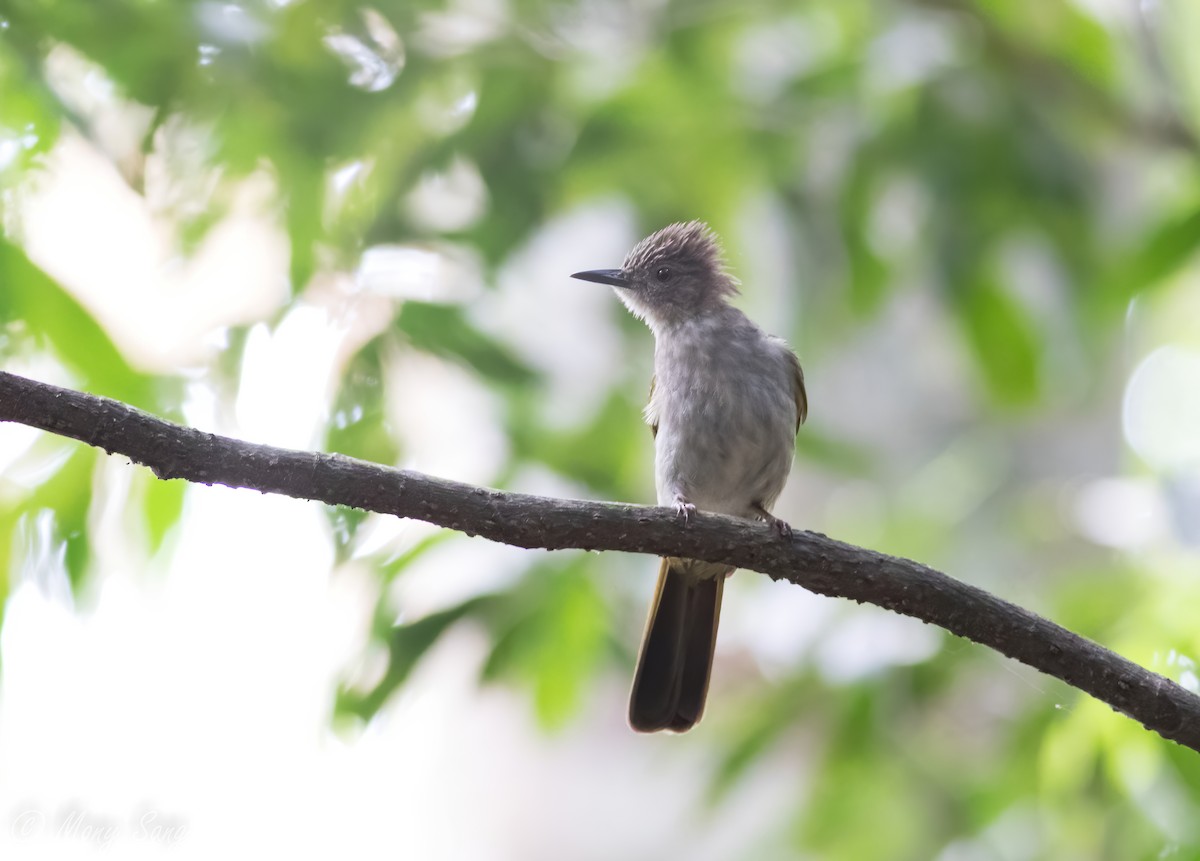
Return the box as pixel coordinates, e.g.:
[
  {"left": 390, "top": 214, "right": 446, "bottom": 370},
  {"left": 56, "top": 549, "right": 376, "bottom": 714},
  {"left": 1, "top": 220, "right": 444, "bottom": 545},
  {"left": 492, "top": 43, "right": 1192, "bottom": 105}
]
[{"left": 571, "top": 221, "right": 739, "bottom": 328}]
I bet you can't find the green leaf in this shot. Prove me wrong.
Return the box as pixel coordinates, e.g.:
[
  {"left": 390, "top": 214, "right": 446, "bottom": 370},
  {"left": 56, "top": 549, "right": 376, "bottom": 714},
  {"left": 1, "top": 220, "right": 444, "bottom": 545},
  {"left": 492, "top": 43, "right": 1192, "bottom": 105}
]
[
  {"left": 479, "top": 559, "right": 609, "bottom": 730},
  {"left": 0, "top": 238, "right": 158, "bottom": 408},
  {"left": 375, "top": 530, "right": 455, "bottom": 582},
  {"left": 337, "top": 593, "right": 495, "bottom": 721},
  {"left": 326, "top": 505, "right": 370, "bottom": 563},
  {"left": 395, "top": 301, "right": 537, "bottom": 387},
  {"left": 281, "top": 157, "right": 323, "bottom": 291},
  {"left": 841, "top": 160, "right": 891, "bottom": 315},
  {"left": 508, "top": 388, "right": 649, "bottom": 500},
  {"left": 326, "top": 336, "right": 400, "bottom": 466},
  {"left": 0, "top": 444, "right": 97, "bottom": 597},
  {"left": 710, "top": 676, "right": 817, "bottom": 803},
  {"left": 1103, "top": 207, "right": 1200, "bottom": 301},
  {"left": 141, "top": 470, "right": 186, "bottom": 556},
  {"left": 957, "top": 280, "right": 1041, "bottom": 406},
  {"left": 0, "top": 42, "right": 62, "bottom": 181}
]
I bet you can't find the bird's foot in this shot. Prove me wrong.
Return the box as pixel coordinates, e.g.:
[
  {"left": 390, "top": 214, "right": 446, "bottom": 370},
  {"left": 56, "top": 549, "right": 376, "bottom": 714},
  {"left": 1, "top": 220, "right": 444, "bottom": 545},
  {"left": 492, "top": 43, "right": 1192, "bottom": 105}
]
[
  {"left": 753, "top": 504, "right": 793, "bottom": 539},
  {"left": 673, "top": 495, "right": 697, "bottom": 522}
]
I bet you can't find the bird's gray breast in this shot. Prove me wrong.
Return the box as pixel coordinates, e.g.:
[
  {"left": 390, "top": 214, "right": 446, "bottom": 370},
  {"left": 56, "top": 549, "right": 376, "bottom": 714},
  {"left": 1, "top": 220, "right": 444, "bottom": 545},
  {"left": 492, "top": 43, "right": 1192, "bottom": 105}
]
[{"left": 649, "top": 316, "right": 797, "bottom": 517}]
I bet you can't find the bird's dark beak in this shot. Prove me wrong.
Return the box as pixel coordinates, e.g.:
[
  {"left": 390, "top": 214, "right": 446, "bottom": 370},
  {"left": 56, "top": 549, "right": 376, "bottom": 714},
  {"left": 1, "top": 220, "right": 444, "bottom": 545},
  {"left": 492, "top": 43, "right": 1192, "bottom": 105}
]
[{"left": 571, "top": 269, "right": 630, "bottom": 288}]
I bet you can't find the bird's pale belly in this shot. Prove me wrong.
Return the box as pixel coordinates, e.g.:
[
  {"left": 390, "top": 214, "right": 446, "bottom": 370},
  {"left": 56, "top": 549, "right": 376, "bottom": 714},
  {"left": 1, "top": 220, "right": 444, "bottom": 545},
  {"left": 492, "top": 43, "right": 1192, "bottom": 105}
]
[{"left": 654, "top": 397, "right": 794, "bottom": 519}]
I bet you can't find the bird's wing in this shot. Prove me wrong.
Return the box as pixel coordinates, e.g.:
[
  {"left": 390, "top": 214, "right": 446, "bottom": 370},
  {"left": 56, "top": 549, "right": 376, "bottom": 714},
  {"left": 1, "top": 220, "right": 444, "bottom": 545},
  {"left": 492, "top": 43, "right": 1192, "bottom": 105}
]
[
  {"left": 786, "top": 348, "right": 807, "bottom": 432},
  {"left": 645, "top": 375, "right": 659, "bottom": 438}
]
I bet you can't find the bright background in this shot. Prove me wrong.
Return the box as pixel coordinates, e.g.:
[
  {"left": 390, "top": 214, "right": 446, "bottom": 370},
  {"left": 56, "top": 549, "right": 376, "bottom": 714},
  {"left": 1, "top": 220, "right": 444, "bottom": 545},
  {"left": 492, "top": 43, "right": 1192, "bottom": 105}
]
[{"left": 3, "top": 0, "right": 1200, "bottom": 858}]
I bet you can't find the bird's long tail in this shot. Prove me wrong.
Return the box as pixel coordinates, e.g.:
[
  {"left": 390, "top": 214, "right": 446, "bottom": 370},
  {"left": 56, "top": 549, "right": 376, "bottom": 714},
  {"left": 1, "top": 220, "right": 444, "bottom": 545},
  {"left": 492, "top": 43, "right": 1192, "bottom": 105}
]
[{"left": 629, "top": 558, "right": 725, "bottom": 733}]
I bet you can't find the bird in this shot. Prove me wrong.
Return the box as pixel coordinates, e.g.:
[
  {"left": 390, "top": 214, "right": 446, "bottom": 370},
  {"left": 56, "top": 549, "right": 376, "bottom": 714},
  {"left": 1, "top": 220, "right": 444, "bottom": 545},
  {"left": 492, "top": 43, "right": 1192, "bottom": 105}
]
[{"left": 571, "top": 221, "right": 806, "bottom": 733}]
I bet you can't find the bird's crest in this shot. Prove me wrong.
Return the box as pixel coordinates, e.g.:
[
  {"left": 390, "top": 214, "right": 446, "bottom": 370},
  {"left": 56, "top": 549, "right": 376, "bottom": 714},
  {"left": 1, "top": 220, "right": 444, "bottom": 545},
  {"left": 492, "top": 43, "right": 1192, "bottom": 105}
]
[{"left": 623, "top": 221, "right": 740, "bottom": 297}]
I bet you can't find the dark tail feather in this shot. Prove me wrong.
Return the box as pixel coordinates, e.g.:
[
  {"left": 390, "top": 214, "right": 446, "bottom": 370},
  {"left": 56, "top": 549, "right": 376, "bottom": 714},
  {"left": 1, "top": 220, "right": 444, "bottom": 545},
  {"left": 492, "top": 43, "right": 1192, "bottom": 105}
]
[{"left": 629, "top": 559, "right": 724, "bottom": 733}]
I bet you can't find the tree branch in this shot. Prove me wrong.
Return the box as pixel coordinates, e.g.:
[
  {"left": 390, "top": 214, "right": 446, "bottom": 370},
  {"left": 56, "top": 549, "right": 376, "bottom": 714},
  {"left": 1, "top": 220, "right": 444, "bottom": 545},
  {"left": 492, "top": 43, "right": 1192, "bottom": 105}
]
[{"left": 2, "top": 369, "right": 1198, "bottom": 750}]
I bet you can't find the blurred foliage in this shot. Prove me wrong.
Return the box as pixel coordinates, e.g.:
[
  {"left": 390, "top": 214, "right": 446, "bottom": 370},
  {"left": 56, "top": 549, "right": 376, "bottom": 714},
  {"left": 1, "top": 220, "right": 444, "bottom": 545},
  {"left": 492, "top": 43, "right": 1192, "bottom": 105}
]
[
  {"left": 394, "top": 300, "right": 537, "bottom": 386},
  {"left": 3, "top": 0, "right": 1200, "bottom": 857},
  {"left": 0, "top": 239, "right": 159, "bottom": 406},
  {"left": 339, "top": 555, "right": 613, "bottom": 730}
]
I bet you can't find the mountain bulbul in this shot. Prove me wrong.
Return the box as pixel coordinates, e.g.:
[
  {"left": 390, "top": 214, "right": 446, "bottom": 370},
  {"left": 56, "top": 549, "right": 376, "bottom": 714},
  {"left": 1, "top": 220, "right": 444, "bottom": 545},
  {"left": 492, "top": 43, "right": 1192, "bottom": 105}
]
[{"left": 572, "top": 221, "right": 806, "bottom": 732}]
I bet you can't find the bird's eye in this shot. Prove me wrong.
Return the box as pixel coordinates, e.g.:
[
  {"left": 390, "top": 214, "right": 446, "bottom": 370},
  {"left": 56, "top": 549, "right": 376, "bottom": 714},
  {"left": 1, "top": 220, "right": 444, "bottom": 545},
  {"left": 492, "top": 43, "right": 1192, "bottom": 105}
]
[{"left": 655, "top": 266, "right": 672, "bottom": 282}]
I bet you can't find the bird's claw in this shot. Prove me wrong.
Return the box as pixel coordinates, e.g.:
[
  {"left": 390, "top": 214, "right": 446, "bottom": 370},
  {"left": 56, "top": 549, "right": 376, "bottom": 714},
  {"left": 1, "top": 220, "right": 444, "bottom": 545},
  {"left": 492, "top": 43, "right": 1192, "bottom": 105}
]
[
  {"left": 753, "top": 504, "right": 793, "bottom": 539},
  {"left": 674, "top": 497, "right": 697, "bottom": 522}
]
